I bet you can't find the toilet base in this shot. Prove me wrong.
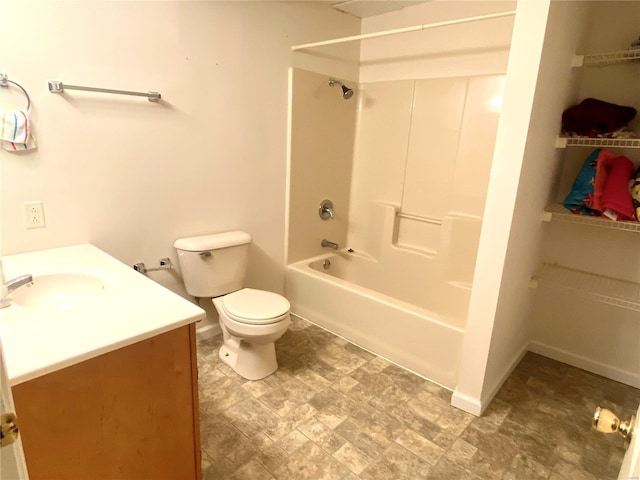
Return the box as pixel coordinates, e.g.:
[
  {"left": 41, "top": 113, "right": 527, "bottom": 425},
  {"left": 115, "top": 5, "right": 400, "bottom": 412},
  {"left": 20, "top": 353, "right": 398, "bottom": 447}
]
[{"left": 219, "top": 337, "right": 278, "bottom": 381}]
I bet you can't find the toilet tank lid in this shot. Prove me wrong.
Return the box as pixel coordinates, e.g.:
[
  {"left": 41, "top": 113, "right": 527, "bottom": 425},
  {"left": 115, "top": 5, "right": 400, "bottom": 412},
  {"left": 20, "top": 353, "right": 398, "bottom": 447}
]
[{"left": 174, "top": 231, "right": 252, "bottom": 251}]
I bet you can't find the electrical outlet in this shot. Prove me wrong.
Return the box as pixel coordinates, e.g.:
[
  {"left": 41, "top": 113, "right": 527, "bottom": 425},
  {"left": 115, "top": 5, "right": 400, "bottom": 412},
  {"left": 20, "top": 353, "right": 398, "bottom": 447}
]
[{"left": 23, "top": 201, "right": 45, "bottom": 229}]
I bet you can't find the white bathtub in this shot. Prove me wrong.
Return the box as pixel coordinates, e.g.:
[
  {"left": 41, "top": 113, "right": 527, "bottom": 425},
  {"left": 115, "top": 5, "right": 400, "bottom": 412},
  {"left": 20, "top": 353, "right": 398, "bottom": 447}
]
[{"left": 285, "top": 251, "right": 466, "bottom": 389}]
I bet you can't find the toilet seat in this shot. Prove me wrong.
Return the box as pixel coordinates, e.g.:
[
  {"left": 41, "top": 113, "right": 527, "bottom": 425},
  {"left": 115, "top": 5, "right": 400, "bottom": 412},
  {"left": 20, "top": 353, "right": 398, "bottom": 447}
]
[{"left": 221, "top": 288, "right": 290, "bottom": 325}]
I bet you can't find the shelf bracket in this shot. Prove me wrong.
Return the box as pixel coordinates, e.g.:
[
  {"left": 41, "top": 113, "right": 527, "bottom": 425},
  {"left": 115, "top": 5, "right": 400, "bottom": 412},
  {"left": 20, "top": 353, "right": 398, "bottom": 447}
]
[
  {"left": 571, "top": 55, "right": 584, "bottom": 67},
  {"left": 555, "top": 136, "right": 568, "bottom": 148}
]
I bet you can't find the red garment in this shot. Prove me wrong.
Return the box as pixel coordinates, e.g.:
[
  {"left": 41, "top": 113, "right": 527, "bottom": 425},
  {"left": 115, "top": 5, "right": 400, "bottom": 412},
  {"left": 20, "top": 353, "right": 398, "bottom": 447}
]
[
  {"left": 592, "top": 149, "right": 617, "bottom": 212},
  {"left": 601, "top": 156, "right": 636, "bottom": 221}
]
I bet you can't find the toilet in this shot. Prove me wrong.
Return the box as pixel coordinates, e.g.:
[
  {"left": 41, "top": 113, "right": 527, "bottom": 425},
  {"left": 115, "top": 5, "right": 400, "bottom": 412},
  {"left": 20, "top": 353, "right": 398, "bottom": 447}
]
[{"left": 173, "top": 231, "right": 290, "bottom": 380}]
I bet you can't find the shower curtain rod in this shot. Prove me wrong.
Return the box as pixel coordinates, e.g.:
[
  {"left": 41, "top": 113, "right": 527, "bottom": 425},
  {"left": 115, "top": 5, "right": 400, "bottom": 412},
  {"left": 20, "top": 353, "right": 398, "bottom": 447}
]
[{"left": 291, "top": 10, "right": 516, "bottom": 51}]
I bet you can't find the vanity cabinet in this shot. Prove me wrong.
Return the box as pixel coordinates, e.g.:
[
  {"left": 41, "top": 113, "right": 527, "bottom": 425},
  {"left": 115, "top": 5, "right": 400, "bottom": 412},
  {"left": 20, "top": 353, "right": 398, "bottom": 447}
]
[{"left": 11, "top": 323, "right": 201, "bottom": 480}]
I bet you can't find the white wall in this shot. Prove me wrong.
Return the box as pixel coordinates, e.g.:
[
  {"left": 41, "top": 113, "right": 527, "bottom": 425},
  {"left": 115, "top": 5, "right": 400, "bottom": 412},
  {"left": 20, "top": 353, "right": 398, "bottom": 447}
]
[
  {"left": 359, "top": 0, "right": 515, "bottom": 82},
  {"left": 452, "top": 0, "right": 592, "bottom": 415},
  {"left": 0, "top": 1, "right": 359, "bottom": 320}
]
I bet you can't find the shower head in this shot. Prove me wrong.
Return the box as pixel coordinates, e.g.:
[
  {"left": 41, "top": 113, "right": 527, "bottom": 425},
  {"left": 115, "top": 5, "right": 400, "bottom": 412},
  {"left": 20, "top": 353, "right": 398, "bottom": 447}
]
[{"left": 329, "top": 78, "right": 354, "bottom": 100}]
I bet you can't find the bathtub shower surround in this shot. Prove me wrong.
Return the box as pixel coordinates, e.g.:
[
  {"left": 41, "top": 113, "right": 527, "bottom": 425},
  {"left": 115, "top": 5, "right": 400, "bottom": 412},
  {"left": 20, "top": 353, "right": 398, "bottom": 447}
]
[
  {"left": 287, "top": 253, "right": 464, "bottom": 388},
  {"left": 287, "top": 71, "right": 505, "bottom": 388}
]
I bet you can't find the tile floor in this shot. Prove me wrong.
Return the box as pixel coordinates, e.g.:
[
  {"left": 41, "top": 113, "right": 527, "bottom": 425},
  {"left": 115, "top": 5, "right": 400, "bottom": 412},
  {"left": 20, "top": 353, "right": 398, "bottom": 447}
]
[{"left": 197, "top": 317, "right": 640, "bottom": 479}]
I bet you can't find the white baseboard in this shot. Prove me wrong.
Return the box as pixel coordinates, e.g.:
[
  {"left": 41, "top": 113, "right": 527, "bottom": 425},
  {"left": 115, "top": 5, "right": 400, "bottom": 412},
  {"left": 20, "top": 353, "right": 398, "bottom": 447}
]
[
  {"left": 451, "top": 390, "right": 483, "bottom": 416},
  {"left": 451, "top": 341, "right": 528, "bottom": 417},
  {"left": 529, "top": 341, "right": 640, "bottom": 389},
  {"left": 196, "top": 322, "right": 221, "bottom": 341}
]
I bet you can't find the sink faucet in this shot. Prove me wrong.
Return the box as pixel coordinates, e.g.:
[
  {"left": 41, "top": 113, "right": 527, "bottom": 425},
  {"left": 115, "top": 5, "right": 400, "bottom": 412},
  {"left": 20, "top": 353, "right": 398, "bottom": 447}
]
[
  {"left": 0, "top": 261, "right": 33, "bottom": 308},
  {"left": 321, "top": 239, "right": 339, "bottom": 250}
]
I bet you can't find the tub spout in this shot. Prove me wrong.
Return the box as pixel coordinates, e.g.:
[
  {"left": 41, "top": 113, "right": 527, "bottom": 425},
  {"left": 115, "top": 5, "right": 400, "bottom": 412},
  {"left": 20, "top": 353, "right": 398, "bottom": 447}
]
[{"left": 321, "top": 239, "right": 339, "bottom": 250}]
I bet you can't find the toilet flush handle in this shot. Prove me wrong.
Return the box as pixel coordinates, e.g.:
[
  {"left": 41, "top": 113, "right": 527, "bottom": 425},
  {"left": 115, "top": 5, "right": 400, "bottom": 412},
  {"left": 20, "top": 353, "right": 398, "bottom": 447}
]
[{"left": 199, "top": 251, "right": 212, "bottom": 259}]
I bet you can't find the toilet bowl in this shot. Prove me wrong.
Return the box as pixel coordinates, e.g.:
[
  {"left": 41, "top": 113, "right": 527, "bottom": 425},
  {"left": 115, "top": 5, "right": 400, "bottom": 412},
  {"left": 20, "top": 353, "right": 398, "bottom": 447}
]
[
  {"left": 213, "top": 288, "right": 290, "bottom": 380},
  {"left": 173, "top": 231, "right": 291, "bottom": 381}
]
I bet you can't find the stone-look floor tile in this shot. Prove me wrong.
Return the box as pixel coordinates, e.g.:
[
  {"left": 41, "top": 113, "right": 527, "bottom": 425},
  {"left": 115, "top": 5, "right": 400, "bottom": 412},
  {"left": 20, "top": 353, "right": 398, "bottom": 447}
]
[
  {"left": 349, "top": 403, "right": 406, "bottom": 446},
  {"left": 381, "top": 363, "right": 427, "bottom": 395},
  {"left": 498, "top": 420, "right": 555, "bottom": 466},
  {"left": 225, "top": 436, "right": 261, "bottom": 467},
  {"left": 346, "top": 371, "right": 393, "bottom": 403},
  {"left": 332, "top": 374, "right": 359, "bottom": 394},
  {"left": 272, "top": 441, "right": 351, "bottom": 480},
  {"left": 298, "top": 417, "right": 347, "bottom": 454},
  {"left": 201, "top": 448, "right": 238, "bottom": 480},
  {"left": 258, "top": 378, "right": 318, "bottom": 417},
  {"left": 200, "top": 376, "right": 252, "bottom": 414},
  {"left": 255, "top": 442, "right": 289, "bottom": 474},
  {"left": 241, "top": 378, "right": 274, "bottom": 398},
  {"left": 294, "top": 368, "right": 332, "bottom": 392},
  {"left": 263, "top": 403, "right": 318, "bottom": 441},
  {"left": 315, "top": 342, "right": 368, "bottom": 375},
  {"left": 550, "top": 459, "right": 601, "bottom": 480},
  {"left": 402, "top": 390, "right": 450, "bottom": 424},
  {"left": 426, "top": 456, "right": 471, "bottom": 480},
  {"left": 524, "top": 409, "right": 586, "bottom": 446},
  {"left": 260, "top": 370, "right": 293, "bottom": 390},
  {"left": 501, "top": 452, "right": 550, "bottom": 480},
  {"left": 367, "top": 384, "right": 412, "bottom": 410},
  {"left": 388, "top": 402, "right": 442, "bottom": 442},
  {"left": 310, "top": 389, "right": 361, "bottom": 429},
  {"left": 200, "top": 413, "right": 247, "bottom": 457},
  {"left": 333, "top": 441, "right": 375, "bottom": 475},
  {"left": 229, "top": 458, "right": 275, "bottom": 480},
  {"left": 343, "top": 342, "right": 377, "bottom": 361},
  {"left": 459, "top": 428, "right": 518, "bottom": 470},
  {"left": 196, "top": 324, "right": 638, "bottom": 480},
  {"left": 276, "top": 429, "right": 310, "bottom": 455},
  {"left": 395, "top": 429, "right": 445, "bottom": 465},
  {"left": 434, "top": 404, "right": 475, "bottom": 437},
  {"left": 360, "top": 442, "right": 432, "bottom": 480},
  {"left": 359, "top": 355, "right": 391, "bottom": 374},
  {"left": 443, "top": 438, "right": 476, "bottom": 466},
  {"left": 468, "top": 451, "right": 507, "bottom": 480},
  {"left": 223, "top": 397, "right": 280, "bottom": 438},
  {"left": 334, "top": 419, "right": 388, "bottom": 459}
]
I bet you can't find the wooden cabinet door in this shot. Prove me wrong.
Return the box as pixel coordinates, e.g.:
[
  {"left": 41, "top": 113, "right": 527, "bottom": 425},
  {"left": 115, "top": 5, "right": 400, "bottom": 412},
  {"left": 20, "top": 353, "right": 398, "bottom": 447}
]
[{"left": 12, "top": 324, "right": 200, "bottom": 480}]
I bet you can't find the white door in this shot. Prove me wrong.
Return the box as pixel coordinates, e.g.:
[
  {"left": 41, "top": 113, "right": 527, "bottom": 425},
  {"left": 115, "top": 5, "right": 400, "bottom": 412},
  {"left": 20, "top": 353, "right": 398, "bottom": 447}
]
[
  {"left": 617, "top": 404, "right": 639, "bottom": 480},
  {"left": 0, "top": 338, "right": 29, "bottom": 480}
]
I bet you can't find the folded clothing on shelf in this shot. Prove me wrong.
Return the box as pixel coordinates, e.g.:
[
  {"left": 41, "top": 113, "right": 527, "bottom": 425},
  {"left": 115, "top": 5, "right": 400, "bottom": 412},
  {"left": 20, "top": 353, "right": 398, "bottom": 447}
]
[
  {"left": 563, "top": 148, "right": 600, "bottom": 216},
  {"left": 631, "top": 167, "right": 640, "bottom": 220},
  {"left": 561, "top": 98, "right": 636, "bottom": 137},
  {"left": 600, "top": 156, "right": 636, "bottom": 221},
  {"left": 592, "top": 149, "right": 617, "bottom": 212}
]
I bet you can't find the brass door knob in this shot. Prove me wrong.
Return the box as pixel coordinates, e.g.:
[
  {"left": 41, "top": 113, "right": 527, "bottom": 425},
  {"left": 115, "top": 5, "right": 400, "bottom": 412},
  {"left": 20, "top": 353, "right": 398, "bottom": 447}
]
[
  {"left": 593, "top": 407, "right": 635, "bottom": 442},
  {"left": 1, "top": 412, "right": 19, "bottom": 447}
]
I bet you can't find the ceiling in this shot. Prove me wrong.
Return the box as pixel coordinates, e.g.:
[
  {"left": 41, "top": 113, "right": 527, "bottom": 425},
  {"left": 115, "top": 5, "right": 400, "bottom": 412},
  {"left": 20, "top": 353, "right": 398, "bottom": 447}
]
[{"left": 331, "top": 0, "right": 428, "bottom": 18}]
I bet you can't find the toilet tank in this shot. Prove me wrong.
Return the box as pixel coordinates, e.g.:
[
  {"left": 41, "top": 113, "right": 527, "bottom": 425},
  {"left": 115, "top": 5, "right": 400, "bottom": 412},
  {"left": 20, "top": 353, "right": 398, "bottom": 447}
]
[{"left": 173, "top": 231, "right": 252, "bottom": 298}]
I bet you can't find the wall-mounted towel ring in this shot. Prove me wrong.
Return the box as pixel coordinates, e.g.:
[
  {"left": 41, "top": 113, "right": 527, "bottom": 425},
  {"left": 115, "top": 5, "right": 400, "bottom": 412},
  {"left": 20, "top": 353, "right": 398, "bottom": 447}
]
[{"left": 0, "top": 74, "right": 31, "bottom": 111}]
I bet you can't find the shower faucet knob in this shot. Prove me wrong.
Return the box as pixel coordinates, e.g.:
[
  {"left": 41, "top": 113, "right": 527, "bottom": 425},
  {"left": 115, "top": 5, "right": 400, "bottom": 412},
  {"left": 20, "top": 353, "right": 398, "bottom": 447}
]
[{"left": 319, "top": 199, "right": 334, "bottom": 220}]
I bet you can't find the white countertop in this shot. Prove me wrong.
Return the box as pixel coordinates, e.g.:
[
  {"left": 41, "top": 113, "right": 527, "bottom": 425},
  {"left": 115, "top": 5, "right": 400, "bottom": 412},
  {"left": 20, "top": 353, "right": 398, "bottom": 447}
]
[{"left": 0, "top": 244, "right": 206, "bottom": 385}]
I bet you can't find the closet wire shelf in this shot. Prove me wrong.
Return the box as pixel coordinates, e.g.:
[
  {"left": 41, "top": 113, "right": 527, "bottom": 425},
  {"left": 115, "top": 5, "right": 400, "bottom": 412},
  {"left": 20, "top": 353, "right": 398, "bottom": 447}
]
[
  {"left": 573, "top": 49, "right": 640, "bottom": 67},
  {"left": 533, "top": 263, "right": 640, "bottom": 312},
  {"left": 556, "top": 136, "right": 640, "bottom": 149},
  {"left": 542, "top": 204, "right": 640, "bottom": 233}
]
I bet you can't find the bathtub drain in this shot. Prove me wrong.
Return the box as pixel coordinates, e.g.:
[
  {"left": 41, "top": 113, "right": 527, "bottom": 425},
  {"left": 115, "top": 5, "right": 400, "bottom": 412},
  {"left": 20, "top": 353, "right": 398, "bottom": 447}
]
[{"left": 322, "top": 259, "right": 331, "bottom": 270}]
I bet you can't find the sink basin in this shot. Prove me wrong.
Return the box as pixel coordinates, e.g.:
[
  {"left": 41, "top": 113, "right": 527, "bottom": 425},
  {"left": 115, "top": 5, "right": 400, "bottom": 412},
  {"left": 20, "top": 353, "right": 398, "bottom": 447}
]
[{"left": 11, "top": 271, "right": 118, "bottom": 312}]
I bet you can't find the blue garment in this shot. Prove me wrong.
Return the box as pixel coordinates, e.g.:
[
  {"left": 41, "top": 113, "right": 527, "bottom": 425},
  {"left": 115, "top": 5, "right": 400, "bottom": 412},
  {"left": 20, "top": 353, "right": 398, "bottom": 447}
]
[{"left": 563, "top": 149, "right": 601, "bottom": 216}]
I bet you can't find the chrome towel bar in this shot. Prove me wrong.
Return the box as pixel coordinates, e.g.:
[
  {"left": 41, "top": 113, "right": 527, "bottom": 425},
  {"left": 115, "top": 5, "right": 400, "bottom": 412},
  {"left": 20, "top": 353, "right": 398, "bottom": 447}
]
[{"left": 48, "top": 80, "right": 161, "bottom": 102}]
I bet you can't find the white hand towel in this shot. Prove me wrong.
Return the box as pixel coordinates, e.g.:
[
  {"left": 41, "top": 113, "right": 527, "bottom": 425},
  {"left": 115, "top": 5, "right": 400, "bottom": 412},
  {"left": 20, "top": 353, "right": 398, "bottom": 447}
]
[{"left": 0, "top": 110, "right": 37, "bottom": 151}]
